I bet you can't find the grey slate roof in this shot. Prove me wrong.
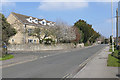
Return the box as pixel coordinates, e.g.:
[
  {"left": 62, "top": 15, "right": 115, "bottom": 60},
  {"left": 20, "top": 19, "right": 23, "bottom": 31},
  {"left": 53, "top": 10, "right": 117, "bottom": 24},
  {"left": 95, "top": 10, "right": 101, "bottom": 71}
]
[{"left": 11, "top": 12, "right": 55, "bottom": 26}]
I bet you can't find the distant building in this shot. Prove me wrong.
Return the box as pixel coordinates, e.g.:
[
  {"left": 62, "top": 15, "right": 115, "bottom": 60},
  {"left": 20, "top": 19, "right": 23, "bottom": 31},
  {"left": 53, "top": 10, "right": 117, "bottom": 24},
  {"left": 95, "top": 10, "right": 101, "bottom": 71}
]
[{"left": 7, "top": 12, "right": 56, "bottom": 44}]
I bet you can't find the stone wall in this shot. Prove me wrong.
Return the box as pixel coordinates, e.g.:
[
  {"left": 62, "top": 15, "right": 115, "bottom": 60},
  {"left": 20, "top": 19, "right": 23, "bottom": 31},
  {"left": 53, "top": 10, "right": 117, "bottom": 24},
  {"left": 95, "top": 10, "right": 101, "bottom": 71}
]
[{"left": 8, "top": 43, "right": 75, "bottom": 51}]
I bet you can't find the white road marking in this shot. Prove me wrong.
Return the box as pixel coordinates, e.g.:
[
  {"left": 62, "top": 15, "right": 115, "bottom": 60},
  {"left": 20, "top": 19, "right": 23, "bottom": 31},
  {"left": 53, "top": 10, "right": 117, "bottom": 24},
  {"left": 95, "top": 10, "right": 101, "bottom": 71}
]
[
  {"left": 40, "top": 57, "right": 43, "bottom": 58},
  {"left": 43, "top": 56, "right": 47, "bottom": 58},
  {"left": 1, "top": 56, "right": 38, "bottom": 68}
]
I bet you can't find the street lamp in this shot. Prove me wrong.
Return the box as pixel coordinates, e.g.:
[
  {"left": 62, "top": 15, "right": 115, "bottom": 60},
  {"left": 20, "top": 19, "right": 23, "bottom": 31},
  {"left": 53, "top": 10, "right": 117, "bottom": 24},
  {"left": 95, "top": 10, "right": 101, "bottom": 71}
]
[
  {"left": 111, "top": 0, "right": 114, "bottom": 52},
  {"left": 24, "top": 23, "right": 28, "bottom": 44}
]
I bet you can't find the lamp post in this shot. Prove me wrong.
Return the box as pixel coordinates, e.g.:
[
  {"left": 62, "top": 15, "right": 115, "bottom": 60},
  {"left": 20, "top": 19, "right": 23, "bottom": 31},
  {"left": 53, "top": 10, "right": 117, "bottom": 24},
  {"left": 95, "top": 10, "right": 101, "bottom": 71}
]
[
  {"left": 24, "top": 23, "right": 27, "bottom": 44},
  {"left": 116, "top": 8, "right": 118, "bottom": 47},
  {"left": 111, "top": 0, "right": 114, "bottom": 52}
]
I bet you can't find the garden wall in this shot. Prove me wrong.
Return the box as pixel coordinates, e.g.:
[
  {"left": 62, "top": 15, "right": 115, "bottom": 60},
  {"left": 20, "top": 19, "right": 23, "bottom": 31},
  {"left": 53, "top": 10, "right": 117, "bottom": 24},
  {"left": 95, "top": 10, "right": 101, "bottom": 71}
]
[{"left": 7, "top": 43, "right": 75, "bottom": 51}]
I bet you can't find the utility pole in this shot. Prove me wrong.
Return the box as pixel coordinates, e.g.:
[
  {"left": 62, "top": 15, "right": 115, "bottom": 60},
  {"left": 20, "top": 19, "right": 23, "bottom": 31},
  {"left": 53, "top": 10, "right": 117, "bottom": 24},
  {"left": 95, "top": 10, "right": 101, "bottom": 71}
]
[
  {"left": 111, "top": 0, "right": 114, "bottom": 52},
  {"left": 116, "top": 8, "right": 118, "bottom": 47}
]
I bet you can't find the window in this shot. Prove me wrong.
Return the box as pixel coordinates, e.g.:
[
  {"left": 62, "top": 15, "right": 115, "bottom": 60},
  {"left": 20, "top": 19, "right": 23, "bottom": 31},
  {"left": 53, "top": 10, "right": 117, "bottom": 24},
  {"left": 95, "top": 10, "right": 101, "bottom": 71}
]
[
  {"left": 34, "top": 40, "right": 36, "bottom": 43},
  {"left": 12, "top": 39, "right": 14, "bottom": 42},
  {"left": 42, "top": 20, "right": 46, "bottom": 25},
  {"left": 28, "top": 29, "right": 33, "bottom": 35},
  {"left": 28, "top": 39, "right": 33, "bottom": 43},
  {"left": 35, "top": 20, "right": 38, "bottom": 22},
  {"left": 47, "top": 23, "right": 49, "bottom": 25},
  {"left": 26, "top": 17, "right": 33, "bottom": 23},
  {"left": 34, "top": 19, "right": 38, "bottom": 24},
  {"left": 42, "top": 21, "right": 45, "bottom": 25}
]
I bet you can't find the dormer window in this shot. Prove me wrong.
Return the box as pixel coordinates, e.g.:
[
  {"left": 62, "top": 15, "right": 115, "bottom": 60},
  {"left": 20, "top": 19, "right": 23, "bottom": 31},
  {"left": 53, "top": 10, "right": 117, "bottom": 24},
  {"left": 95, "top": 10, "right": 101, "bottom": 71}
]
[
  {"left": 49, "top": 22, "right": 52, "bottom": 26},
  {"left": 47, "top": 23, "right": 50, "bottom": 26},
  {"left": 42, "top": 21, "right": 45, "bottom": 25},
  {"left": 26, "top": 17, "right": 33, "bottom": 23},
  {"left": 41, "top": 19, "right": 46, "bottom": 25},
  {"left": 30, "top": 19, "right": 32, "bottom": 21},
  {"left": 33, "top": 18, "right": 38, "bottom": 24},
  {"left": 35, "top": 20, "right": 38, "bottom": 22},
  {"left": 51, "top": 23, "right": 54, "bottom": 26}
]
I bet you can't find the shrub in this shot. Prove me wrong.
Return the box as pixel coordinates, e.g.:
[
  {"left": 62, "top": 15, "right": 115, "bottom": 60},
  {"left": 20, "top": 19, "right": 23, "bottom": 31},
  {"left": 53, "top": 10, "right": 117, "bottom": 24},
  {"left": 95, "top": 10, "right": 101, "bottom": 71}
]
[{"left": 44, "top": 38, "right": 52, "bottom": 45}]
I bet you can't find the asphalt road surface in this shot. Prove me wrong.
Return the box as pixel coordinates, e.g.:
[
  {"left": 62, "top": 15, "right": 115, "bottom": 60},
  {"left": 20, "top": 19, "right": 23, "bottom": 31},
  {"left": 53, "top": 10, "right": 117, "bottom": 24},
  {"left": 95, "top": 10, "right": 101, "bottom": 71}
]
[{"left": 2, "top": 44, "right": 106, "bottom": 78}]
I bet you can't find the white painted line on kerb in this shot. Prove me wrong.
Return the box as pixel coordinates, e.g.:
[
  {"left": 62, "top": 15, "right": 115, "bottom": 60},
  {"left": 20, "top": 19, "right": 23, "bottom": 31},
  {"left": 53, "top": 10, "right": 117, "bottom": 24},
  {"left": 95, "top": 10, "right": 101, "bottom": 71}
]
[{"left": 63, "top": 73, "right": 70, "bottom": 78}]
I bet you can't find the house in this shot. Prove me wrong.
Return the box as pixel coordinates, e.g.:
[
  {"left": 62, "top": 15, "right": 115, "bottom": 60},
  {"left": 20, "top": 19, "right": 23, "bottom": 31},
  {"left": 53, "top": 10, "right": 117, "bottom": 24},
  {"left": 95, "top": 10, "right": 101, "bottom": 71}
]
[{"left": 7, "top": 12, "right": 56, "bottom": 44}]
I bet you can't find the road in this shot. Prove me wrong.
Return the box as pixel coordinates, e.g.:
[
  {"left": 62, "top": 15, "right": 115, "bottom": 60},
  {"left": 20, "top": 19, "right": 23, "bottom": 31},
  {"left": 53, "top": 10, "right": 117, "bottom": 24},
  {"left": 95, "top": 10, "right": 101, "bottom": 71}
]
[{"left": 2, "top": 44, "right": 106, "bottom": 78}]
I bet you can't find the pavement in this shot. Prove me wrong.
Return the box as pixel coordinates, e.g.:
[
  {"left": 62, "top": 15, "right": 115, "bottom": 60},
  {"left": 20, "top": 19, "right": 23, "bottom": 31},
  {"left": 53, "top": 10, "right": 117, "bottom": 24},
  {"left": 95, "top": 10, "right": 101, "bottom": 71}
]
[{"left": 74, "top": 46, "right": 119, "bottom": 78}]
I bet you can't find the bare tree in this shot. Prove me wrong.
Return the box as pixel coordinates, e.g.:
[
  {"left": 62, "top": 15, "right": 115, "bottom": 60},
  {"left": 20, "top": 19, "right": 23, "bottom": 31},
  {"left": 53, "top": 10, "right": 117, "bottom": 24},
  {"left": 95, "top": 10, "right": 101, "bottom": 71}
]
[
  {"left": 31, "top": 20, "right": 76, "bottom": 44},
  {"left": 54, "top": 20, "right": 76, "bottom": 43}
]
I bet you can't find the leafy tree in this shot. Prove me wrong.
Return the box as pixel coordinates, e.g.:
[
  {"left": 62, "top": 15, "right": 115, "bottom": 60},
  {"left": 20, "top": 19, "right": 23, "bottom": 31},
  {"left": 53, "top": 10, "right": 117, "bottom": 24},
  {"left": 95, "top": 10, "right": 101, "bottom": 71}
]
[
  {"left": 32, "top": 27, "right": 55, "bottom": 44},
  {"left": 1, "top": 13, "right": 17, "bottom": 44},
  {"left": 72, "top": 26, "right": 84, "bottom": 43},
  {"left": 74, "top": 19, "right": 100, "bottom": 44},
  {"left": 0, "top": 13, "right": 16, "bottom": 56}
]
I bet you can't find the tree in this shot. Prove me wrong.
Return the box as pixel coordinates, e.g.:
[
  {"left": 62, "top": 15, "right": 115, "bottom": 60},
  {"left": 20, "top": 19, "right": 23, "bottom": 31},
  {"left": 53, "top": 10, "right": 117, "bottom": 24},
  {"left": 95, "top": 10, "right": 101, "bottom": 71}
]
[
  {"left": 1, "top": 13, "right": 17, "bottom": 44},
  {"left": 72, "top": 26, "right": 84, "bottom": 43},
  {"left": 32, "top": 26, "right": 56, "bottom": 44},
  {"left": 1, "top": 13, "right": 16, "bottom": 56},
  {"left": 74, "top": 19, "right": 100, "bottom": 44},
  {"left": 55, "top": 21, "right": 76, "bottom": 43},
  {"left": 32, "top": 28, "right": 41, "bottom": 43}
]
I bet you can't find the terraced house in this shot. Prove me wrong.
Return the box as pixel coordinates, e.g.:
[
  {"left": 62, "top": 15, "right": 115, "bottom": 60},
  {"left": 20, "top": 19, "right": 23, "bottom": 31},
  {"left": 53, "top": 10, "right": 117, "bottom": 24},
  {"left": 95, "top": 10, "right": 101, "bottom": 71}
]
[{"left": 7, "top": 12, "right": 56, "bottom": 44}]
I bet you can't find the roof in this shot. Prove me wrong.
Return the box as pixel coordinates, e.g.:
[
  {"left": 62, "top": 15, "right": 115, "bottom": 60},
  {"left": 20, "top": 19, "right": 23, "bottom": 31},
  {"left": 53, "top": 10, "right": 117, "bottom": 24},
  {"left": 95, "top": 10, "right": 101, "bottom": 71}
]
[{"left": 11, "top": 12, "right": 55, "bottom": 26}]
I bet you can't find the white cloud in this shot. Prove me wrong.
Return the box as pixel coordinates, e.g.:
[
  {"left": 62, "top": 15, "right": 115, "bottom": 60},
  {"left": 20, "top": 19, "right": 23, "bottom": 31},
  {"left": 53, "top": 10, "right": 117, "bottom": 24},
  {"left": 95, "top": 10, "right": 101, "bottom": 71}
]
[
  {"left": 0, "top": 0, "right": 119, "bottom": 2},
  {"left": 1, "top": 0, "right": 16, "bottom": 7},
  {"left": 38, "top": 2, "right": 88, "bottom": 11},
  {"left": 1, "top": 2, "right": 16, "bottom": 7},
  {"left": 38, "top": 0, "right": 119, "bottom": 11},
  {"left": 40, "top": 0, "right": 119, "bottom": 2}
]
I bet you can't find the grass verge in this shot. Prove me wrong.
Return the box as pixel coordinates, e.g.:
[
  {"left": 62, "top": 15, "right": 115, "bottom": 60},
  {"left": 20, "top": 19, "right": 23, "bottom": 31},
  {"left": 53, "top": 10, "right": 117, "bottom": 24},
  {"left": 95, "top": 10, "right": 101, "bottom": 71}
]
[
  {"left": 109, "top": 49, "right": 112, "bottom": 52},
  {"left": 0, "top": 54, "right": 14, "bottom": 61},
  {"left": 107, "top": 54, "right": 120, "bottom": 67}
]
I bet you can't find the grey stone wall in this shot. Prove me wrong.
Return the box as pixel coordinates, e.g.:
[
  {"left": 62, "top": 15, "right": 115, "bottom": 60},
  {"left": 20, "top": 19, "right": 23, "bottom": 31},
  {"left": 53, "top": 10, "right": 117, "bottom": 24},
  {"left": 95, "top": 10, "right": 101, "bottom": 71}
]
[{"left": 7, "top": 43, "right": 75, "bottom": 51}]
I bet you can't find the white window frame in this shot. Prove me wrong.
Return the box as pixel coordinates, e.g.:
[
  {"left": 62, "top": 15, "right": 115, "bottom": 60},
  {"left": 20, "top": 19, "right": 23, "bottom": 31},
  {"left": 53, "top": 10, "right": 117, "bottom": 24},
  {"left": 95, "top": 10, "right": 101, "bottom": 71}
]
[
  {"left": 28, "top": 39, "right": 33, "bottom": 43},
  {"left": 26, "top": 17, "right": 33, "bottom": 23},
  {"left": 33, "top": 18, "right": 38, "bottom": 24}
]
